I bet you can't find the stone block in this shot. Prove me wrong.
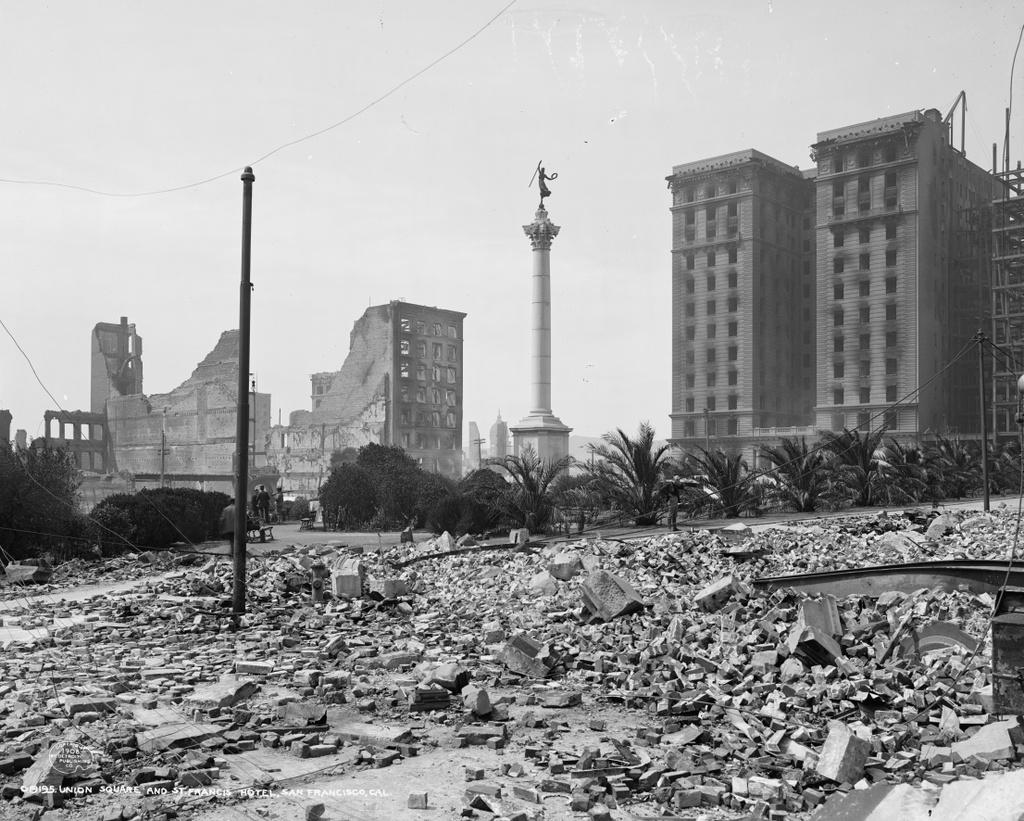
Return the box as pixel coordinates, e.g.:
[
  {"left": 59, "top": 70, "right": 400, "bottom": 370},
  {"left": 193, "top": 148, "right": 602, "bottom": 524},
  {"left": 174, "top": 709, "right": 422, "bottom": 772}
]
[
  {"left": 234, "top": 660, "right": 274, "bottom": 676},
  {"left": 529, "top": 571, "right": 558, "bottom": 596},
  {"left": 581, "top": 570, "right": 646, "bottom": 621},
  {"left": 509, "top": 528, "right": 531, "bottom": 545},
  {"left": 926, "top": 513, "right": 958, "bottom": 539},
  {"left": 428, "top": 662, "right": 470, "bottom": 693},
  {"left": 815, "top": 722, "right": 871, "bottom": 783},
  {"left": 788, "top": 625, "right": 843, "bottom": 667},
  {"left": 332, "top": 558, "right": 365, "bottom": 599},
  {"left": 952, "top": 718, "right": 1018, "bottom": 762},
  {"left": 186, "top": 680, "right": 259, "bottom": 710},
  {"left": 407, "top": 791, "right": 428, "bottom": 808},
  {"left": 498, "top": 633, "right": 556, "bottom": 678},
  {"left": 380, "top": 579, "right": 410, "bottom": 598},
  {"left": 463, "top": 686, "right": 492, "bottom": 716},
  {"left": 693, "top": 575, "right": 738, "bottom": 612},
  {"left": 548, "top": 551, "right": 583, "bottom": 581}
]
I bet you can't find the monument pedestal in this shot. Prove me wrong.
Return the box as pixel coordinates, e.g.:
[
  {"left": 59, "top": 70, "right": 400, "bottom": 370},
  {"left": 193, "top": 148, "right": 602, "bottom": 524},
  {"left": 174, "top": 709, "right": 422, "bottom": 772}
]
[{"left": 511, "top": 413, "right": 571, "bottom": 463}]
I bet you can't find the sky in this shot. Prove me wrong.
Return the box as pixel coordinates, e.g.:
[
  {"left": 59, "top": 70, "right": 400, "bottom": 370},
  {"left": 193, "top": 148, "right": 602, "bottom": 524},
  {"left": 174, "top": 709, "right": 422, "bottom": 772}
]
[{"left": 2, "top": 0, "right": 1023, "bottom": 448}]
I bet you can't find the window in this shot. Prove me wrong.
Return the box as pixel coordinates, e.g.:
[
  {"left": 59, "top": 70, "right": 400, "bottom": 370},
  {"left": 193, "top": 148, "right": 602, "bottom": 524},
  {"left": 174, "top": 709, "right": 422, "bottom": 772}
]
[
  {"left": 417, "top": 341, "right": 427, "bottom": 357},
  {"left": 728, "top": 345, "right": 738, "bottom": 361},
  {"left": 728, "top": 322, "right": 738, "bottom": 337},
  {"left": 432, "top": 388, "right": 441, "bottom": 404},
  {"left": 834, "top": 388, "right": 845, "bottom": 405},
  {"left": 686, "top": 349, "right": 695, "bottom": 364},
  {"left": 400, "top": 386, "right": 409, "bottom": 402},
  {"left": 860, "top": 360, "right": 871, "bottom": 377},
  {"left": 832, "top": 412, "right": 846, "bottom": 430},
  {"left": 400, "top": 409, "right": 410, "bottom": 425},
  {"left": 685, "top": 302, "right": 695, "bottom": 317},
  {"left": 706, "top": 397, "right": 717, "bottom": 412},
  {"left": 834, "top": 336, "right": 845, "bottom": 352},
  {"left": 834, "top": 258, "right": 845, "bottom": 274},
  {"left": 727, "top": 418, "right": 738, "bottom": 435},
  {"left": 686, "top": 255, "right": 695, "bottom": 271},
  {"left": 448, "top": 326, "right": 457, "bottom": 339},
  {"left": 884, "top": 144, "right": 897, "bottom": 163},
  {"left": 884, "top": 408, "right": 898, "bottom": 429},
  {"left": 728, "top": 271, "right": 738, "bottom": 288},
  {"left": 728, "top": 248, "right": 738, "bottom": 264},
  {"left": 886, "top": 250, "right": 897, "bottom": 267},
  {"left": 860, "top": 307, "right": 870, "bottom": 324},
  {"left": 707, "top": 300, "right": 717, "bottom": 315},
  {"left": 834, "top": 231, "right": 845, "bottom": 248},
  {"left": 686, "top": 277, "right": 696, "bottom": 294},
  {"left": 860, "top": 333, "right": 871, "bottom": 350},
  {"left": 686, "top": 326, "right": 695, "bottom": 341},
  {"left": 446, "top": 390, "right": 456, "bottom": 405},
  {"left": 859, "top": 280, "right": 870, "bottom": 297},
  {"left": 886, "top": 385, "right": 897, "bottom": 402},
  {"left": 707, "top": 373, "right": 717, "bottom": 387},
  {"left": 727, "top": 395, "right": 738, "bottom": 410},
  {"left": 707, "top": 418, "right": 718, "bottom": 436},
  {"left": 707, "top": 252, "right": 716, "bottom": 267},
  {"left": 433, "top": 343, "right": 442, "bottom": 359},
  {"left": 448, "top": 346, "right": 458, "bottom": 361},
  {"left": 707, "top": 324, "right": 717, "bottom": 339},
  {"left": 416, "top": 388, "right": 425, "bottom": 403},
  {"left": 684, "top": 420, "right": 695, "bottom": 436},
  {"left": 433, "top": 323, "right": 442, "bottom": 336},
  {"left": 707, "top": 274, "right": 716, "bottom": 291},
  {"left": 446, "top": 412, "right": 457, "bottom": 428},
  {"left": 859, "top": 386, "right": 871, "bottom": 404},
  {"left": 859, "top": 253, "right": 870, "bottom": 271},
  {"left": 400, "top": 340, "right": 410, "bottom": 355},
  {"left": 446, "top": 367, "right": 456, "bottom": 383},
  {"left": 728, "top": 370, "right": 738, "bottom": 385},
  {"left": 686, "top": 397, "right": 695, "bottom": 412},
  {"left": 803, "top": 284, "right": 811, "bottom": 298},
  {"left": 884, "top": 172, "right": 898, "bottom": 208},
  {"left": 859, "top": 227, "right": 871, "bottom": 244},
  {"left": 886, "top": 332, "right": 897, "bottom": 348},
  {"left": 857, "top": 412, "right": 871, "bottom": 429},
  {"left": 886, "top": 222, "right": 897, "bottom": 240},
  {"left": 834, "top": 282, "right": 844, "bottom": 300},
  {"left": 834, "top": 361, "right": 844, "bottom": 378},
  {"left": 432, "top": 411, "right": 441, "bottom": 427},
  {"left": 416, "top": 321, "right": 426, "bottom": 335},
  {"left": 886, "top": 304, "right": 896, "bottom": 321},
  {"left": 707, "top": 348, "right": 717, "bottom": 363},
  {"left": 858, "top": 178, "right": 870, "bottom": 211},
  {"left": 432, "top": 366, "right": 441, "bottom": 382},
  {"left": 834, "top": 308, "right": 844, "bottom": 326},
  {"left": 401, "top": 433, "right": 410, "bottom": 448},
  {"left": 728, "top": 297, "right": 738, "bottom": 312},
  {"left": 886, "top": 358, "right": 897, "bottom": 374},
  {"left": 686, "top": 373, "right": 695, "bottom": 388},
  {"left": 401, "top": 318, "right": 411, "bottom": 333},
  {"left": 400, "top": 361, "right": 410, "bottom": 378}
]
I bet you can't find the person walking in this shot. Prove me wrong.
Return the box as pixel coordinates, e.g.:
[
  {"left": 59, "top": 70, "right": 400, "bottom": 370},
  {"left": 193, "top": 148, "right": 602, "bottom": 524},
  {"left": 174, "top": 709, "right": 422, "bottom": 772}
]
[{"left": 662, "top": 477, "right": 683, "bottom": 532}]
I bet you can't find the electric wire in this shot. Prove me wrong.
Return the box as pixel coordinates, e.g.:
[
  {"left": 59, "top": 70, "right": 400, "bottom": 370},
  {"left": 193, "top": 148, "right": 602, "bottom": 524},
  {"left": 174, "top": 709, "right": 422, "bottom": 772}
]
[{"left": 0, "top": 0, "right": 519, "bottom": 198}]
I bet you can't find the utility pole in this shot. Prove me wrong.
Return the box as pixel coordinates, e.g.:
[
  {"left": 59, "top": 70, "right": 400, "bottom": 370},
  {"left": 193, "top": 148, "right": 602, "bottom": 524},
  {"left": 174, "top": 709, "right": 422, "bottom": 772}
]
[
  {"left": 471, "top": 437, "right": 485, "bottom": 468},
  {"left": 159, "top": 409, "right": 169, "bottom": 488},
  {"left": 703, "top": 408, "right": 711, "bottom": 453},
  {"left": 233, "top": 167, "right": 255, "bottom": 622},
  {"left": 976, "top": 330, "right": 990, "bottom": 512}
]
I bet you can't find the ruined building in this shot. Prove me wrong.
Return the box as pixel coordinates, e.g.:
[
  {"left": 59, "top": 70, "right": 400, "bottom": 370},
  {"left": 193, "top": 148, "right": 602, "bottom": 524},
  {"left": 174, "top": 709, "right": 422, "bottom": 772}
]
[
  {"left": 266, "top": 300, "right": 466, "bottom": 495},
  {"left": 668, "top": 106, "right": 1000, "bottom": 451}
]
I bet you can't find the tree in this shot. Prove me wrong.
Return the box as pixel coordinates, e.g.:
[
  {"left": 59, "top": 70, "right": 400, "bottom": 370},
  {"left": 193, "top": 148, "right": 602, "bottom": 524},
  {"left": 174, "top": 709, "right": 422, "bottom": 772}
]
[
  {"left": 874, "top": 438, "right": 930, "bottom": 505},
  {"left": 0, "top": 442, "right": 84, "bottom": 560},
  {"left": 683, "top": 447, "right": 760, "bottom": 518},
  {"left": 584, "top": 422, "right": 671, "bottom": 526},
  {"left": 992, "top": 439, "right": 1022, "bottom": 496},
  {"left": 319, "top": 462, "right": 377, "bottom": 528},
  {"left": 491, "top": 446, "right": 570, "bottom": 533},
  {"left": 818, "top": 427, "right": 888, "bottom": 507},
  {"left": 329, "top": 447, "right": 359, "bottom": 470},
  {"left": 927, "top": 434, "right": 982, "bottom": 500},
  {"left": 355, "top": 443, "right": 423, "bottom": 528},
  {"left": 758, "top": 436, "right": 837, "bottom": 513}
]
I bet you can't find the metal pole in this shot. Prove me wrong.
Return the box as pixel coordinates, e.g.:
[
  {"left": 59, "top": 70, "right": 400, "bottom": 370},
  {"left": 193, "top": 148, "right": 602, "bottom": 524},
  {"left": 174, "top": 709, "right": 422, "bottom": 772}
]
[
  {"left": 233, "top": 166, "right": 255, "bottom": 620},
  {"left": 977, "top": 330, "right": 990, "bottom": 512},
  {"left": 703, "top": 408, "right": 711, "bottom": 453}
]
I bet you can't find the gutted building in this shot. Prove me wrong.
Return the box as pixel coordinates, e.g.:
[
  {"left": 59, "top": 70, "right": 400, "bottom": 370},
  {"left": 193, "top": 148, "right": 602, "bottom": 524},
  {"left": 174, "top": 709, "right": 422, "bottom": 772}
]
[
  {"left": 811, "top": 109, "right": 999, "bottom": 437},
  {"left": 666, "top": 150, "right": 817, "bottom": 451},
  {"left": 267, "top": 300, "right": 466, "bottom": 494}
]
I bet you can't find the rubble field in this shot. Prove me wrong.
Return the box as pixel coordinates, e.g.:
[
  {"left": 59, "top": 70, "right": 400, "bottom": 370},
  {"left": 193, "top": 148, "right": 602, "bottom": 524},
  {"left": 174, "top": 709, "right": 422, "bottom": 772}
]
[{"left": 1, "top": 506, "right": 1022, "bottom": 821}]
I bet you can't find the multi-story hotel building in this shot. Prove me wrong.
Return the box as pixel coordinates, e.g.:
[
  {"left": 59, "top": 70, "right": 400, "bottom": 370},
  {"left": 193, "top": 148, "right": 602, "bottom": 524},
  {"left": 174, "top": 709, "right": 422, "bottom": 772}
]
[{"left": 669, "top": 107, "right": 1000, "bottom": 451}]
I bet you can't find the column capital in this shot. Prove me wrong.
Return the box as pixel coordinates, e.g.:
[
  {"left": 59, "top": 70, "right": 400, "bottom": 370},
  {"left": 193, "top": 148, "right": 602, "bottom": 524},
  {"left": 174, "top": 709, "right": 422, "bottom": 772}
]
[{"left": 523, "top": 208, "right": 561, "bottom": 250}]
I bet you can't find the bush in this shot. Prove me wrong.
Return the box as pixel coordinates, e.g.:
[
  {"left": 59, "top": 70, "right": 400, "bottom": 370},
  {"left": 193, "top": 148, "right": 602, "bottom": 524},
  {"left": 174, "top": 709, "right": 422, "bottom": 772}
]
[
  {"left": 319, "top": 464, "right": 376, "bottom": 529},
  {"left": 90, "top": 488, "right": 232, "bottom": 549},
  {"left": 291, "top": 497, "right": 310, "bottom": 522}
]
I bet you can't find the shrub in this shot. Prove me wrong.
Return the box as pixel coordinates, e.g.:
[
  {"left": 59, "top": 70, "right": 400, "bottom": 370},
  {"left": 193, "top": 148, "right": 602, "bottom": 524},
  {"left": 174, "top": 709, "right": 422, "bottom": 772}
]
[
  {"left": 319, "top": 464, "right": 376, "bottom": 528},
  {"left": 291, "top": 497, "right": 311, "bottom": 521},
  {"left": 90, "top": 488, "right": 232, "bottom": 549}
]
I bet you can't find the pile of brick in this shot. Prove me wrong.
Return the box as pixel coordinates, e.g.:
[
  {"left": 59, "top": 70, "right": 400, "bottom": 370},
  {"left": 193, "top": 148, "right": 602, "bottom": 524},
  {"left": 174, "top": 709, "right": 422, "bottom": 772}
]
[{"left": 0, "top": 508, "right": 1020, "bottom": 820}]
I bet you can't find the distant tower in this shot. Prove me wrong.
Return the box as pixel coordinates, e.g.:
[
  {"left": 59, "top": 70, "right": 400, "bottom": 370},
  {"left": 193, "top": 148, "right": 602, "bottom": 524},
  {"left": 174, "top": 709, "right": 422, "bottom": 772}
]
[
  {"left": 91, "top": 317, "right": 143, "bottom": 413},
  {"left": 489, "top": 412, "right": 508, "bottom": 460},
  {"left": 510, "top": 204, "right": 571, "bottom": 461}
]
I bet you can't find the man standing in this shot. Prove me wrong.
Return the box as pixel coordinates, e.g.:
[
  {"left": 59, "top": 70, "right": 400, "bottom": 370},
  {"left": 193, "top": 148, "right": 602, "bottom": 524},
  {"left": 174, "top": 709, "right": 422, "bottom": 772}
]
[
  {"left": 662, "top": 477, "right": 683, "bottom": 532},
  {"left": 257, "top": 486, "right": 271, "bottom": 524}
]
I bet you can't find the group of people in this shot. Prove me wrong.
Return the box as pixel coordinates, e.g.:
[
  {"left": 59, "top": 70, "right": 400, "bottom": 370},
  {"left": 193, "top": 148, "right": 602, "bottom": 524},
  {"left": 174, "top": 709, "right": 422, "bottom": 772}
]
[{"left": 250, "top": 485, "right": 274, "bottom": 524}]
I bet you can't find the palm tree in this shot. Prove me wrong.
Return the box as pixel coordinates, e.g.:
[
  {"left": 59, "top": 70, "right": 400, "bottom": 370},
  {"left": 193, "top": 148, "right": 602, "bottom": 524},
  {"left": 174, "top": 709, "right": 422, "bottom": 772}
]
[
  {"left": 992, "top": 439, "right": 1022, "bottom": 496},
  {"left": 927, "top": 434, "right": 982, "bottom": 500},
  {"left": 683, "top": 447, "right": 759, "bottom": 518},
  {"left": 491, "top": 446, "right": 571, "bottom": 533},
  {"left": 584, "top": 422, "right": 671, "bottom": 526},
  {"left": 874, "top": 438, "right": 929, "bottom": 505},
  {"left": 818, "top": 427, "right": 888, "bottom": 508},
  {"left": 758, "top": 436, "right": 837, "bottom": 513}
]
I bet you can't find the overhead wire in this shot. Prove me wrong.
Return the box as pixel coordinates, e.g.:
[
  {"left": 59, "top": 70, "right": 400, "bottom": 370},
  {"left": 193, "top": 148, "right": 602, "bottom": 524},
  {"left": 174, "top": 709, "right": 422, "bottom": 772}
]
[{"left": 0, "top": 0, "right": 519, "bottom": 198}]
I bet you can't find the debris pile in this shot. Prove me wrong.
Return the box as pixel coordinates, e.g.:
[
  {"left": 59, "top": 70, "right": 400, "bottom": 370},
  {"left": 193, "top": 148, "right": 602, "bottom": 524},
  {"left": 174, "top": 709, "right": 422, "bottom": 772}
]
[{"left": 0, "top": 508, "right": 1021, "bottom": 820}]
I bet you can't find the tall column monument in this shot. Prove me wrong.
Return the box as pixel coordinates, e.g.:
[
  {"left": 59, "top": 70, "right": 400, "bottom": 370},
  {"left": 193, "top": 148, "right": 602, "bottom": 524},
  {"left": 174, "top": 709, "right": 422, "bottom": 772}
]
[{"left": 511, "top": 164, "right": 571, "bottom": 461}]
